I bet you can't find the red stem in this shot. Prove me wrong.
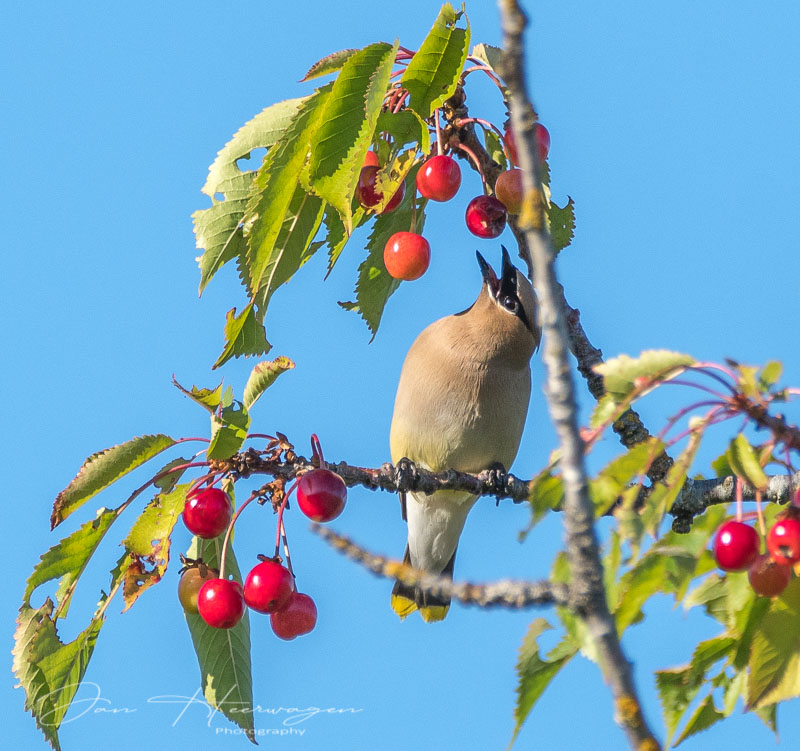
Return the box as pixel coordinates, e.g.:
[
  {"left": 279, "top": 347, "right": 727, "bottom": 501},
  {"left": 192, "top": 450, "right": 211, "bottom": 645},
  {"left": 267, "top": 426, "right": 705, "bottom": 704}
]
[
  {"left": 461, "top": 64, "right": 506, "bottom": 93},
  {"left": 454, "top": 142, "right": 486, "bottom": 190},
  {"left": 274, "top": 480, "right": 299, "bottom": 558},
  {"left": 218, "top": 490, "right": 260, "bottom": 580}
]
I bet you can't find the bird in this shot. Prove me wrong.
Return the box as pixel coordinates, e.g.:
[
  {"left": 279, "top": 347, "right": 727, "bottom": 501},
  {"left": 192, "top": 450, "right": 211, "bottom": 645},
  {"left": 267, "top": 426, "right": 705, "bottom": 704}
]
[{"left": 389, "top": 247, "right": 540, "bottom": 622}]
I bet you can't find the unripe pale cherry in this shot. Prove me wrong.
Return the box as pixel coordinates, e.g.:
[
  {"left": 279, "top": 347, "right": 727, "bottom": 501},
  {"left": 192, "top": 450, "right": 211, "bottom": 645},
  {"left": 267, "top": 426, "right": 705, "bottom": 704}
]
[
  {"left": 504, "top": 122, "right": 550, "bottom": 166},
  {"left": 494, "top": 169, "right": 524, "bottom": 215},
  {"left": 748, "top": 553, "right": 792, "bottom": 597}
]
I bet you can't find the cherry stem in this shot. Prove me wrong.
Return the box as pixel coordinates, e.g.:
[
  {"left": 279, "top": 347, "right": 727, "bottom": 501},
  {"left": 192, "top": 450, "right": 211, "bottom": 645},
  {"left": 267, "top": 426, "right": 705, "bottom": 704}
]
[
  {"left": 247, "top": 433, "right": 278, "bottom": 442},
  {"left": 218, "top": 490, "right": 260, "bottom": 580},
  {"left": 660, "top": 379, "right": 729, "bottom": 400},
  {"left": 454, "top": 142, "right": 486, "bottom": 190},
  {"left": 410, "top": 195, "right": 418, "bottom": 234},
  {"left": 274, "top": 480, "right": 299, "bottom": 558},
  {"left": 310, "top": 434, "right": 326, "bottom": 468},
  {"left": 692, "top": 362, "right": 738, "bottom": 389},
  {"left": 435, "top": 113, "right": 443, "bottom": 156},
  {"left": 755, "top": 490, "right": 766, "bottom": 537},
  {"left": 280, "top": 519, "right": 295, "bottom": 578},
  {"left": 175, "top": 437, "right": 212, "bottom": 444},
  {"left": 736, "top": 477, "right": 743, "bottom": 522},
  {"left": 658, "top": 400, "right": 726, "bottom": 444},
  {"left": 392, "top": 90, "right": 408, "bottom": 114},
  {"left": 461, "top": 64, "right": 506, "bottom": 93}
]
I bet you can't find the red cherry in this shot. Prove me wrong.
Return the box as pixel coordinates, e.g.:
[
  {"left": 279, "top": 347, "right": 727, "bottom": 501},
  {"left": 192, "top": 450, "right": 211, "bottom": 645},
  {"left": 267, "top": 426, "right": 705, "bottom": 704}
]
[
  {"left": 416, "top": 155, "right": 461, "bottom": 202},
  {"left": 465, "top": 195, "right": 508, "bottom": 239},
  {"left": 504, "top": 123, "right": 550, "bottom": 166},
  {"left": 178, "top": 565, "right": 217, "bottom": 614},
  {"left": 383, "top": 232, "right": 431, "bottom": 281},
  {"left": 183, "top": 488, "right": 232, "bottom": 539},
  {"left": 243, "top": 559, "right": 294, "bottom": 613},
  {"left": 494, "top": 169, "right": 524, "bottom": 215},
  {"left": 767, "top": 518, "right": 800, "bottom": 565},
  {"left": 356, "top": 166, "right": 405, "bottom": 213},
  {"left": 363, "top": 150, "right": 379, "bottom": 168},
  {"left": 270, "top": 592, "right": 318, "bottom": 640},
  {"left": 197, "top": 578, "right": 245, "bottom": 629},
  {"left": 713, "top": 520, "right": 760, "bottom": 571},
  {"left": 297, "top": 468, "right": 347, "bottom": 522},
  {"left": 748, "top": 553, "right": 792, "bottom": 597}
]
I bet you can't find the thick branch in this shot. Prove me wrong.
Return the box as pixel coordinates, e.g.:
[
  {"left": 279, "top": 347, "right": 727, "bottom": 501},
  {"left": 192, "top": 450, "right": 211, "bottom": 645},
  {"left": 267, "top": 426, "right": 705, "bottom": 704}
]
[
  {"left": 497, "top": 2, "right": 661, "bottom": 748},
  {"left": 312, "top": 525, "right": 570, "bottom": 609}
]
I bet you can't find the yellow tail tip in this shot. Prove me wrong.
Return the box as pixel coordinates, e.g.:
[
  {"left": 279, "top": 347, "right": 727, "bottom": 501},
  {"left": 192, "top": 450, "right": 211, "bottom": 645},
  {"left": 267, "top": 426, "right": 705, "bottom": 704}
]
[
  {"left": 391, "top": 594, "right": 417, "bottom": 619},
  {"left": 420, "top": 605, "right": 449, "bottom": 623}
]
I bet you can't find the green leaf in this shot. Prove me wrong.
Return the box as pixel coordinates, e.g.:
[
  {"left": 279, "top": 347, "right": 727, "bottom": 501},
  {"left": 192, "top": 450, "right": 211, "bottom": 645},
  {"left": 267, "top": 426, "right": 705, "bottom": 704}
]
[
  {"left": 376, "top": 109, "right": 431, "bottom": 152},
  {"left": 727, "top": 433, "right": 768, "bottom": 492},
  {"left": 402, "top": 4, "right": 470, "bottom": 119},
  {"left": 723, "top": 669, "right": 747, "bottom": 716},
  {"left": 213, "top": 303, "right": 271, "bottom": 369},
  {"left": 24, "top": 508, "right": 120, "bottom": 610},
  {"left": 153, "top": 457, "right": 191, "bottom": 493},
  {"left": 483, "top": 126, "right": 508, "bottom": 170},
  {"left": 309, "top": 41, "right": 398, "bottom": 230},
  {"left": 13, "top": 599, "right": 106, "bottom": 749},
  {"left": 656, "top": 668, "right": 702, "bottom": 748},
  {"left": 301, "top": 48, "right": 359, "bottom": 81},
  {"left": 711, "top": 450, "right": 733, "bottom": 479},
  {"left": 194, "top": 98, "right": 308, "bottom": 293},
  {"left": 172, "top": 378, "right": 225, "bottom": 412},
  {"left": 594, "top": 350, "right": 695, "bottom": 402},
  {"left": 115, "top": 483, "right": 188, "bottom": 611},
  {"left": 184, "top": 533, "right": 254, "bottom": 739},
  {"left": 323, "top": 204, "right": 365, "bottom": 275},
  {"left": 239, "top": 184, "right": 326, "bottom": 321},
  {"left": 759, "top": 360, "right": 782, "bottom": 389},
  {"left": 674, "top": 694, "right": 724, "bottom": 747},
  {"left": 753, "top": 703, "right": 778, "bottom": 735},
  {"left": 748, "top": 577, "right": 800, "bottom": 709},
  {"left": 245, "top": 84, "right": 334, "bottom": 297},
  {"left": 471, "top": 42, "right": 504, "bottom": 75},
  {"left": 242, "top": 356, "right": 295, "bottom": 410},
  {"left": 510, "top": 619, "right": 576, "bottom": 746},
  {"left": 341, "top": 173, "right": 427, "bottom": 336},
  {"left": 51, "top": 434, "right": 176, "bottom": 528},
  {"left": 615, "top": 553, "right": 667, "bottom": 633},
  {"left": 590, "top": 440, "right": 661, "bottom": 516},
  {"left": 208, "top": 402, "right": 250, "bottom": 460},
  {"left": 520, "top": 467, "right": 563, "bottom": 539},
  {"left": 548, "top": 197, "right": 575, "bottom": 254}
]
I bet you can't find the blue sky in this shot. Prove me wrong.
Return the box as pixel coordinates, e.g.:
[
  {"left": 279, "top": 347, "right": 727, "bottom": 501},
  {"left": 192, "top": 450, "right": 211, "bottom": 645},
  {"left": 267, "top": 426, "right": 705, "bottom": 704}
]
[{"left": 3, "top": 1, "right": 800, "bottom": 749}]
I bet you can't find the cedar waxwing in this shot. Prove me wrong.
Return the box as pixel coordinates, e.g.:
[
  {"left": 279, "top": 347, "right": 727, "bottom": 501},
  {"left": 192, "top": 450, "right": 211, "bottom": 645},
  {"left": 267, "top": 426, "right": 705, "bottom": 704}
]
[{"left": 389, "top": 248, "right": 540, "bottom": 622}]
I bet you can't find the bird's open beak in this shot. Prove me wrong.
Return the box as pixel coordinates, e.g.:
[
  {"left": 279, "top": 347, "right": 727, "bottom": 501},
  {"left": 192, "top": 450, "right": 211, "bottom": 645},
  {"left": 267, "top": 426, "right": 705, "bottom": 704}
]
[
  {"left": 476, "top": 251, "right": 499, "bottom": 295},
  {"left": 498, "top": 246, "right": 518, "bottom": 300}
]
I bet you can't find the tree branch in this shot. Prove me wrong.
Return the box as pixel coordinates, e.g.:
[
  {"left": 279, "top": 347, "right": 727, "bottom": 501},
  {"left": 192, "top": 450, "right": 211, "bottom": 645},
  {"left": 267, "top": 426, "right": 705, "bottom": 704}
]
[
  {"left": 497, "top": 2, "right": 661, "bottom": 748},
  {"left": 311, "top": 524, "right": 570, "bottom": 609}
]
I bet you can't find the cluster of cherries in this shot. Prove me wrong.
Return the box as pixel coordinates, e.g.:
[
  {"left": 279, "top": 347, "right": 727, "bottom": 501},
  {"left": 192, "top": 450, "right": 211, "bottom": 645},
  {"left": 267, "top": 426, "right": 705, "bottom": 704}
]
[
  {"left": 713, "top": 504, "right": 800, "bottom": 597},
  {"left": 177, "top": 446, "right": 348, "bottom": 639},
  {"left": 355, "top": 121, "right": 550, "bottom": 282}
]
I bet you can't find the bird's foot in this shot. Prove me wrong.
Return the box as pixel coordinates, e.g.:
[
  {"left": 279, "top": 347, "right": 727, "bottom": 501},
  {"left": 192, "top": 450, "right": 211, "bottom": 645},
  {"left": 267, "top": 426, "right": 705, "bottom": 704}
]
[
  {"left": 394, "top": 457, "right": 418, "bottom": 493},
  {"left": 481, "top": 462, "right": 508, "bottom": 504}
]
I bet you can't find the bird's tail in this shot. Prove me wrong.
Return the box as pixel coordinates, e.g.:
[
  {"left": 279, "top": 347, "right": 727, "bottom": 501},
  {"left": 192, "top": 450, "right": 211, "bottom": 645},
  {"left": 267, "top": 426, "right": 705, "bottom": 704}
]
[{"left": 390, "top": 546, "right": 456, "bottom": 623}]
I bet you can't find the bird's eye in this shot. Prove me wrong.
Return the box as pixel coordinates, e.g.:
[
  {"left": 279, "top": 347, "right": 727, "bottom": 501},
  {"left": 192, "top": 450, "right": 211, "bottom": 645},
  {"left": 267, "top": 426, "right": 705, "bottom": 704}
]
[{"left": 501, "top": 295, "right": 517, "bottom": 311}]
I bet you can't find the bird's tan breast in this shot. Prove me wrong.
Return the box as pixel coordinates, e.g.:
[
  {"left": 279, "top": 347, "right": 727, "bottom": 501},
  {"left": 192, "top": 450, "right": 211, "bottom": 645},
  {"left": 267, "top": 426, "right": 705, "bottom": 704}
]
[{"left": 389, "top": 318, "right": 531, "bottom": 473}]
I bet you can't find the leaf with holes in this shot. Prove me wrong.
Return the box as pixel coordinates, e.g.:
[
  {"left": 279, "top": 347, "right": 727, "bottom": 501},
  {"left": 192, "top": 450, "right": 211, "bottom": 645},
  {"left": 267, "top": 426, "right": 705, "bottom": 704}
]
[
  {"left": 114, "top": 483, "right": 189, "bottom": 611},
  {"left": 51, "top": 434, "right": 176, "bottom": 529},
  {"left": 208, "top": 402, "right": 250, "bottom": 460},
  {"left": 548, "top": 197, "right": 575, "bottom": 254}
]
